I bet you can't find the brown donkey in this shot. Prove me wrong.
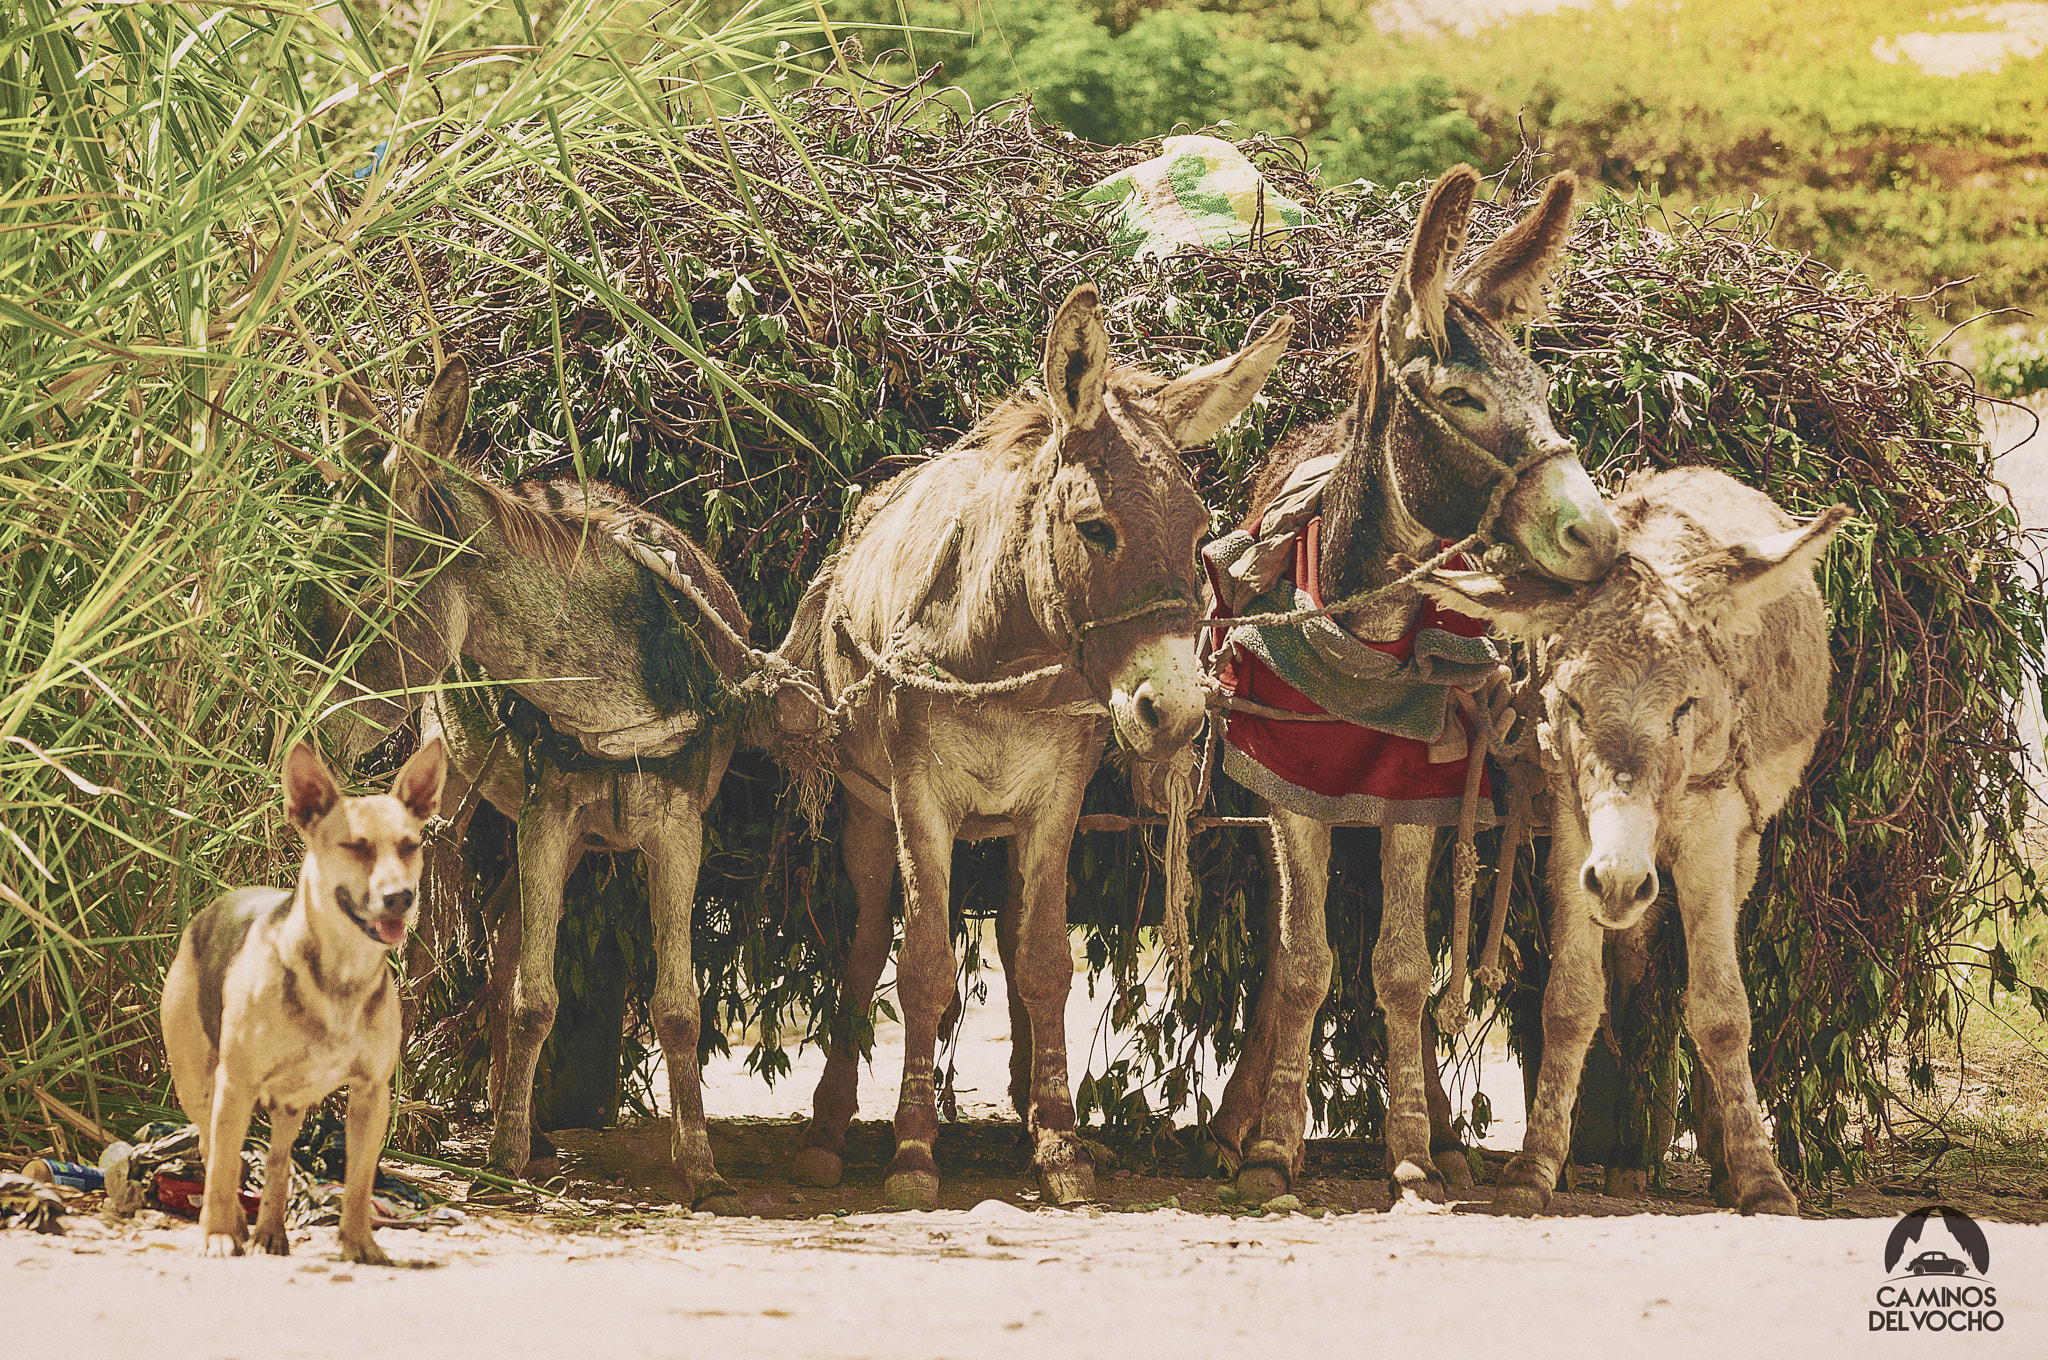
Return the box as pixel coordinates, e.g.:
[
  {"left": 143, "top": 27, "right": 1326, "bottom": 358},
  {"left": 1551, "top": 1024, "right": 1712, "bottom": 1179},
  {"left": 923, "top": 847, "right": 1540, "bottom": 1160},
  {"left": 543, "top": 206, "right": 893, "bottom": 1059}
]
[
  {"left": 779, "top": 284, "right": 1291, "bottom": 1208},
  {"left": 1211, "top": 167, "right": 1621, "bottom": 1205},
  {"left": 1425, "top": 467, "right": 1846, "bottom": 1216}
]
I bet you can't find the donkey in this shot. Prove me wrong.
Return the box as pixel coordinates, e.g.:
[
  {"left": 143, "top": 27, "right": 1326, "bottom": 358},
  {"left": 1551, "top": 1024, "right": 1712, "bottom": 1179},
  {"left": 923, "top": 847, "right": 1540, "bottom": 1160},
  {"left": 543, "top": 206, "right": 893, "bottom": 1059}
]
[
  {"left": 419, "top": 670, "right": 740, "bottom": 1208},
  {"left": 1424, "top": 467, "right": 1847, "bottom": 1216},
  {"left": 320, "top": 357, "right": 750, "bottom": 764},
  {"left": 777, "top": 284, "right": 1292, "bottom": 1208},
  {"left": 1210, "top": 166, "right": 1621, "bottom": 1206},
  {"left": 315, "top": 360, "right": 753, "bottom": 1197}
]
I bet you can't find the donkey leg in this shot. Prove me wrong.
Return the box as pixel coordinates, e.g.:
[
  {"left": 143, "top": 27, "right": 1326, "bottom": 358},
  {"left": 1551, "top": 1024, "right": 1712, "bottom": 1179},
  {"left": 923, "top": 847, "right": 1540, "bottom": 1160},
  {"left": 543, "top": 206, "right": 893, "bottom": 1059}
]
[
  {"left": 1494, "top": 812, "right": 1605, "bottom": 1216},
  {"left": 1692, "top": 1048, "right": 1736, "bottom": 1208},
  {"left": 883, "top": 790, "right": 958, "bottom": 1210},
  {"left": 1673, "top": 828, "right": 1797, "bottom": 1217},
  {"left": 483, "top": 868, "right": 521, "bottom": 1119},
  {"left": 997, "top": 838, "right": 1032, "bottom": 1126},
  {"left": 1422, "top": 1010, "right": 1475, "bottom": 1191},
  {"left": 485, "top": 788, "right": 574, "bottom": 1180},
  {"left": 794, "top": 799, "right": 897, "bottom": 1188},
  {"left": 1233, "top": 807, "right": 1332, "bottom": 1204},
  {"left": 1378, "top": 822, "right": 1451, "bottom": 1204},
  {"left": 1011, "top": 809, "right": 1095, "bottom": 1206},
  {"left": 1210, "top": 805, "right": 1288, "bottom": 1171},
  {"left": 645, "top": 772, "right": 737, "bottom": 1213}
]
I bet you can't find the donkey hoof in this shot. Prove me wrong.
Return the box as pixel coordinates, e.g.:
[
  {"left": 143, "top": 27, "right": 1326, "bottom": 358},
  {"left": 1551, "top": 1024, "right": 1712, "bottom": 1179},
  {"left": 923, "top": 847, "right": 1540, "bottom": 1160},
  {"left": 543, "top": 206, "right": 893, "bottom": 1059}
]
[
  {"left": 1432, "top": 1146, "right": 1476, "bottom": 1193},
  {"left": 1037, "top": 1162, "right": 1096, "bottom": 1207},
  {"left": 1739, "top": 1182, "right": 1800, "bottom": 1217},
  {"left": 1390, "top": 1160, "right": 1447, "bottom": 1206},
  {"left": 884, "top": 1169, "right": 940, "bottom": 1211},
  {"left": 1604, "top": 1166, "right": 1648, "bottom": 1200},
  {"left": 1490, "top": 1181, "right": 1550, "bottom": 1217},
  {"left": 1233, "top": 1162, "right": 1290, "bottom": 1206},
  {"left": 690, "top": 1174, "right": 742, "bottom": 1215},
  {"left": 790, "top": 1147, "right": 844, "bottom": 1188}
]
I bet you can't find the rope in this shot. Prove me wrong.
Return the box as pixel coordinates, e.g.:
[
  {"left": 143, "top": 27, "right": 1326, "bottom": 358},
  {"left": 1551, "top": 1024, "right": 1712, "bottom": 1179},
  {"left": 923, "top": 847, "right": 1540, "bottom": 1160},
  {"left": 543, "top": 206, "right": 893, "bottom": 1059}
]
[
  {"left": 1685, "top": 693, "right": 1765, "bottom": 834},
  {"left": 1475, "top": 684, "right": 1544, "bottom": 995},
  {"left": 1435, "top": 676, "right": 1542, "bottom": 1035}
]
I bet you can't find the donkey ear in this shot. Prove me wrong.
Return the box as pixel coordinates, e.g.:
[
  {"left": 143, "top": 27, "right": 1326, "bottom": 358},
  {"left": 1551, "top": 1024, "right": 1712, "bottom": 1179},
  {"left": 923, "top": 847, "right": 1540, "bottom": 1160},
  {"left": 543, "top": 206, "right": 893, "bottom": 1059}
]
[
  {"left": 1675, "top": 504, "right": 1850, "bottom": 634},
  {"left": 1043, "top": 284, "right": 1110, "bottom": 435},
  {"left": 284, "top": 741, "right": 343, "bottom": 834},
  {"left": 1155, "top": 313, "right": 1293, "bottom": 448},
  {"left": 1418, "top": 564, "right": 1582, "bottom": 639},
  {"left": 1452, "top": 171, "right": 1578, "bottom": 330},
  {"left": 390, "top": 735, "right": 447, "bottom": 823},
  {"left": 406, "top": 356, "right": 471, "bottom": 463},
  {"left": 1382, "top": 165, "right": 1479, "bottom": 364},
  {"left": 333, "top": 378, "right": 386, "bottom": 457}
]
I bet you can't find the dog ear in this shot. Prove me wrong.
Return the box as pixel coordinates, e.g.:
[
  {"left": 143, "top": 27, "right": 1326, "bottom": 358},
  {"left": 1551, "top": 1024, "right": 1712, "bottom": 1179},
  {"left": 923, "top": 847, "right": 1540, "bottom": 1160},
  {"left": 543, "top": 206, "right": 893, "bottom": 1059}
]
[
  {"left": 284, "top": 742, "right": 342, "bottom": 833},
  {"left": 391, "top": 735, "right": 447, "bottom": 823}
]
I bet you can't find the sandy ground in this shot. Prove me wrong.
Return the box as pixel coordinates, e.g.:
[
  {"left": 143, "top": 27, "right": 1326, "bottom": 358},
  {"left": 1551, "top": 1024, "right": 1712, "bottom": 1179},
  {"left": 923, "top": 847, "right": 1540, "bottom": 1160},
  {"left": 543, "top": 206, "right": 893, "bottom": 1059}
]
[{"left": 10, "top": 1202, "right": 2047, "bottom": 1360}]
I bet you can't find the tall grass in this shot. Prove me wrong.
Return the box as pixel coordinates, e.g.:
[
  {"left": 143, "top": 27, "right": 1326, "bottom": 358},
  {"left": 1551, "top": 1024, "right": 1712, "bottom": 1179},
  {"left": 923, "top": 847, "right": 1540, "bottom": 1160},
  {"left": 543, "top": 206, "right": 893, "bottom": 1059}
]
[{"left": 0, "top": 0, "right": 833, "bottom": 1156}]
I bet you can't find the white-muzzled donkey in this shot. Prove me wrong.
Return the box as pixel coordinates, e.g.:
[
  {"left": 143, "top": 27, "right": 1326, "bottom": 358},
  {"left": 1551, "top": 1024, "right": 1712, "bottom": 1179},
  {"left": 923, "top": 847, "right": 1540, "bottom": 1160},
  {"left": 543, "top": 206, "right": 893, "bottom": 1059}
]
[{"left": 1424, "top": 465, "right": 1849, "bottom": 1215}]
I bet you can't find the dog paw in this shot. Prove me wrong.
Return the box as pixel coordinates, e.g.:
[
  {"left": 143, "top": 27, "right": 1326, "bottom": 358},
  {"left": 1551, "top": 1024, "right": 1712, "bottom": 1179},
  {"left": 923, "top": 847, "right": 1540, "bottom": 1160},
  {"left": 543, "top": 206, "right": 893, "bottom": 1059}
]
[{"left": 249, "top": 1224, "right": 291, "bottom": 1257}]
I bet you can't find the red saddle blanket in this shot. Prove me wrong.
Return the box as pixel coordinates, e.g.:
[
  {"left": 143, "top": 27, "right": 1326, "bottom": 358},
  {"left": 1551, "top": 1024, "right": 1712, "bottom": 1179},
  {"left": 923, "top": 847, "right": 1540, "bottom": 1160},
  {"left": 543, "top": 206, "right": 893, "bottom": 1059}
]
[{"left": 1205, "top": 517, "right": 1495, "bottom": 827}]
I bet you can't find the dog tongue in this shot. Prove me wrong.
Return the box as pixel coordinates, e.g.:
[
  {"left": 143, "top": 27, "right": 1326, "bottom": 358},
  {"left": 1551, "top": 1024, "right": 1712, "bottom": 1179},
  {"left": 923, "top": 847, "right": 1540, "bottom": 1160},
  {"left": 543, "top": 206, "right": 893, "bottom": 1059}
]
[{"left": 374, "top": 918, "right": 407, "bottom": 948}]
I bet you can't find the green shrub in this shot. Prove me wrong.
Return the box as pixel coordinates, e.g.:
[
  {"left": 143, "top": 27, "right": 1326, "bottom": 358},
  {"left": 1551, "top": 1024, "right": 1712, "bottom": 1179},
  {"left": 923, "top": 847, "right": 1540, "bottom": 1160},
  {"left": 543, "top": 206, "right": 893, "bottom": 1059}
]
[
  {"left": 1978, "top": 327, "right": 2048, "bottom": 397},
  {"left": 1309, "top": 73, "right": 1482, "bottom": 187}
]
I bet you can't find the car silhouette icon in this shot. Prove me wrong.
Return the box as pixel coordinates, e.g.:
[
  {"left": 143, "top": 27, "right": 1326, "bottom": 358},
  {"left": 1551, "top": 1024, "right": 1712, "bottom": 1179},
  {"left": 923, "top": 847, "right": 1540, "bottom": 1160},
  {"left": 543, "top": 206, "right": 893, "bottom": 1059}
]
[{"left": 1907, "top": 1250, "right": 1970, "bottom": 1277}]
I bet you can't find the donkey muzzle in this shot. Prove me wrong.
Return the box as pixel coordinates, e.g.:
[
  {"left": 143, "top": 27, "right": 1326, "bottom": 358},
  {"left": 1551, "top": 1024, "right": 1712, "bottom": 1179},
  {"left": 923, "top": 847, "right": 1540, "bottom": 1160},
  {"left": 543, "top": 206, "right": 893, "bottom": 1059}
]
[
  {"left": 1508, "top": 456, "right": 1620, "bottom": 584},
  {"left": 1109, "top": 638, "right": 1204, "bottom": 756},
  {"left": 1580, "top": 796, "right": 1660, "bottom": 930}
]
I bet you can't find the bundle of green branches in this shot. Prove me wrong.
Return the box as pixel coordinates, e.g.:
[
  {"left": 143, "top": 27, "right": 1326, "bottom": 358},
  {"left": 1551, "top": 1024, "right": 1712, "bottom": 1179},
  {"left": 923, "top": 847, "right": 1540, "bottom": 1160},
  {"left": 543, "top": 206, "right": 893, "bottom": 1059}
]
[{"left": 337, "top": 73, "right": 2044, "bottom": 1181}]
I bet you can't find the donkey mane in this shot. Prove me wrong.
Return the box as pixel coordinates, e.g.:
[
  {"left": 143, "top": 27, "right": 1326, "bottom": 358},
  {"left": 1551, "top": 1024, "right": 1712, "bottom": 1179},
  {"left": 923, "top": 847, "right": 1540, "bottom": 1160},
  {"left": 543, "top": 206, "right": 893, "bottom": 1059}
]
[
  {"left": 430, "top": 469, "right": 582, "bottom": 571},
  {"left": 968, "top": 365, "right": 1175, "bottom": 462}
]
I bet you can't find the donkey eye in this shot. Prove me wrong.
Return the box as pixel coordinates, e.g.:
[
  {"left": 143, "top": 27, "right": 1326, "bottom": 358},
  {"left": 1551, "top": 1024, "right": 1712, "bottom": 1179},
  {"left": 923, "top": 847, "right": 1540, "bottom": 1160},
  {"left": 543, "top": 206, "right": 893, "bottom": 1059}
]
[
  {"left": 1440, "top": 386, "right": 1486, "bottom": 413},
  {"left": 1673, "top": 697, "right": 1697, "bottom": 733},
  {"left": 1076, "top": 520, "right": 1119, "bottom": 552}
]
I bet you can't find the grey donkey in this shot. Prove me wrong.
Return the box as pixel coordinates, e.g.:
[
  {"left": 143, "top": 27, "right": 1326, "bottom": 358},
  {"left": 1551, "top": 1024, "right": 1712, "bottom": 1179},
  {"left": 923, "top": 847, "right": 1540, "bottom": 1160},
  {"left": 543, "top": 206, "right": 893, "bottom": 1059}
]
[
  {"left": 1423, "top": 466, "right": 1849, "bottom": 1216},
  {"left": 319, "top": 357, "right": 749, "bottom": 764},
  {"left": 314, "top": 359, "right": 752, "bottom": 1202},
  {"left": 1214, "top": 166, "right": 1622, "bottom": 1207},
  {"left": 420, "top": 671, "right": 741, "bottom": 1208}
]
